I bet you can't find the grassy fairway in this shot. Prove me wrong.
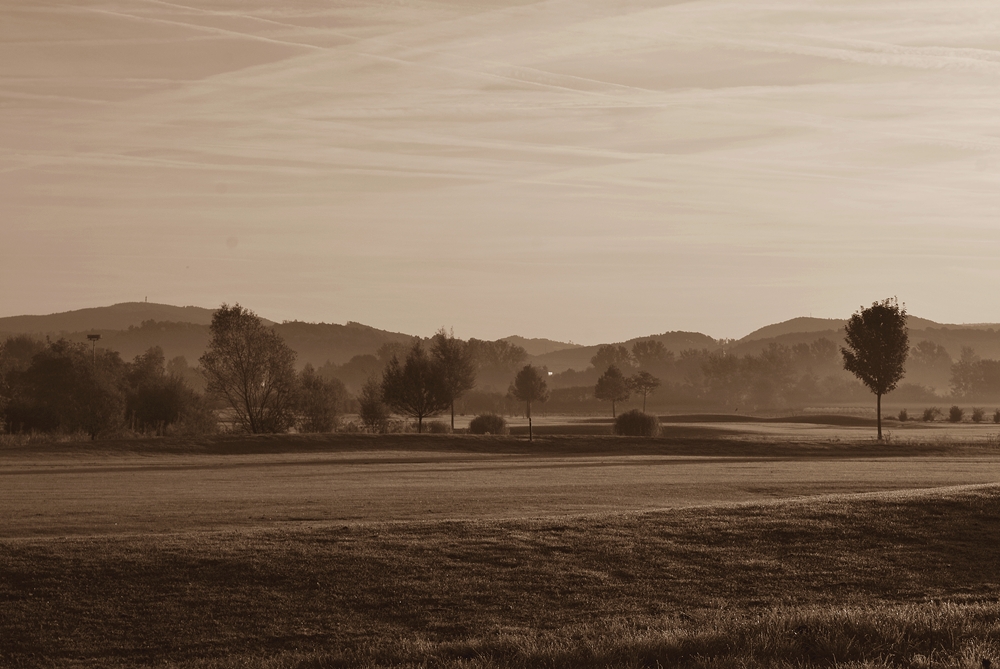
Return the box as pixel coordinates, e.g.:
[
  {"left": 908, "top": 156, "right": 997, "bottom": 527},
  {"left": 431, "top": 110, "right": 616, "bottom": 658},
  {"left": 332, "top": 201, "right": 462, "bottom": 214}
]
[{"left": 2, "top": 435, "right": 1000, "bottom": 667}]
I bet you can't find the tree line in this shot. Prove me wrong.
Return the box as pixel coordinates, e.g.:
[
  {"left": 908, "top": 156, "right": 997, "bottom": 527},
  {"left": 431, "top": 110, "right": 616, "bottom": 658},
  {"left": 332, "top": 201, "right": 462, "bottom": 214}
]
[{"left": 2, "top": 298, "right": 996, "bottom": 440}]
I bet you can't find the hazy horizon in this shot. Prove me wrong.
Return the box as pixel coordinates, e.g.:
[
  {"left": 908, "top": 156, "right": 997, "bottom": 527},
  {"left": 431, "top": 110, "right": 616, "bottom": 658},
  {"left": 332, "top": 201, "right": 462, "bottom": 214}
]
[{"left": 5, "top": 0, "right": 1000, "bottom": 343}]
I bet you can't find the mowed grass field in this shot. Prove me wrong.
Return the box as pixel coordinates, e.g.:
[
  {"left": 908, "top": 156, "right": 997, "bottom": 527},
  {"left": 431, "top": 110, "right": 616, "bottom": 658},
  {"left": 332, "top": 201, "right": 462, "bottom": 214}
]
[{"left": 3, "top": 429, "right": 1000, "bottom": 667}]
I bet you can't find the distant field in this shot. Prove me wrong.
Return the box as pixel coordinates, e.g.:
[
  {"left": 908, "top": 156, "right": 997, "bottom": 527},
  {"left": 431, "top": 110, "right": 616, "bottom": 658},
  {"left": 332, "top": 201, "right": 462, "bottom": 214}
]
[
  {"left": 3, "top": 432, "right": 1000, "bottom": 667},
  {"left": 3, "top": 431, "right": 1000, "bottom": 538}
]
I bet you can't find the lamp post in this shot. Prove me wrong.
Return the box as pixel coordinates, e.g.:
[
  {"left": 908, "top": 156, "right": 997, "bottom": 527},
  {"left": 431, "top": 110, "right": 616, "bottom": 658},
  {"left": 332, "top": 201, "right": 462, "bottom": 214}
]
[{"left": 86, "top": 334, "right": 101, "bottom": 368}]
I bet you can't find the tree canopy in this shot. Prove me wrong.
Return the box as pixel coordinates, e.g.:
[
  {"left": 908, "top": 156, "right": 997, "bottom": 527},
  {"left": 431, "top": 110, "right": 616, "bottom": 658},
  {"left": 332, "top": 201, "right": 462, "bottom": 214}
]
[
  {"left": 629, "top": 370, "right": 661, "bottom": 413},
  {"left": 381, "top": 342, "right": 450, "bottom": 433},
  {"left": 595, "top": 365, "right": 631, "bottom": 418},
  {"left": 841, "top": 297, "right": 909, "bottom": 440},
  {"left": 200, "top": 303, "right": 298, "bottom": 434},
  {"left": 509, "top": 364, "right": 549, "bottom": 442},
  {"left": 431, "top": 329, "right": 476, "bottom": 430}
]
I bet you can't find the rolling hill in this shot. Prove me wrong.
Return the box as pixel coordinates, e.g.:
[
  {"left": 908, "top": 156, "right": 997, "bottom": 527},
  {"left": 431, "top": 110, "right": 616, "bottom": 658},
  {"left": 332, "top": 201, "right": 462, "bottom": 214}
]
[{"left": 4, "top": 303, "right": 1000, "bottom": 387}]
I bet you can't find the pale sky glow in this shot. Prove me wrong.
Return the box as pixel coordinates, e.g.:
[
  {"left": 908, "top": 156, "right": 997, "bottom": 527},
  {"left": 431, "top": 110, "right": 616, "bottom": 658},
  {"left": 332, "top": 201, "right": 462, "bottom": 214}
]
[{"left": 4, "top": 0, "right": 1000, "bottom": 344}]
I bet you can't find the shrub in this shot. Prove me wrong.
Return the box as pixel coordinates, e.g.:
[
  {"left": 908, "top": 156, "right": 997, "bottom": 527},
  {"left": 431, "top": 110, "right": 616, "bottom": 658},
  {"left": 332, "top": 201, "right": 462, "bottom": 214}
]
[
  {"left": 468, "top": 413, "right": 508, "bottom": 435},
  {"left": 897, "top": 409, "right": 908, "bottom": 422},
  {"left": 922, "top": 407, "right": 940, "bottom": 422},
  {"left": 614, "top": 409, "right": 660, "bottom": 437},
  {"left": 425, "top": 420, "right": 450, "bottom": 434},
  {"left": 994, "top": 409, "right": 1000, "bottom": 424},
  {"left": 948, "top": 405, "right": 964, "bottom": 423},
  {"left": 972, "top": 407, "right": 985, "bottom": 423}
]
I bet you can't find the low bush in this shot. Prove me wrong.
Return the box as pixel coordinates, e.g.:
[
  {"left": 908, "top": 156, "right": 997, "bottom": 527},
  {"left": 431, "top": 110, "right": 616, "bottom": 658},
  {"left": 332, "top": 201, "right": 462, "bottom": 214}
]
[
  {"left": 425, "top": 420, "right": 450, "bottom": 434},
  {"left": 614, "top": 409, "right": 660, "bottom": 437},
  {"left": 468, "top": 413, "right": 508, "bottom": 435},
  {"left": 923, "top": 407, "right": 940, "bottom": 422},
  {"left": 949, "top": 405, "right": 964, "bottom": 423},
  {"left": 972, "top": 407, "right": 985, "bottom": 423},
  {"left": 994, "top": 409, "right": 1000, "bottom": 424},
  {"left": 897, "top": 409, "right": 908, "bottom": 422}
]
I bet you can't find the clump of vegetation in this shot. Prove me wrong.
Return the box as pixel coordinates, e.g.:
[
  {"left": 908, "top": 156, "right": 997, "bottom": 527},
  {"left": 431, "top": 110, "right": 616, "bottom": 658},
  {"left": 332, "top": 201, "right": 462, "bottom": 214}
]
[
  {"left": 614, "top": 409, "right": 660, "bottom": 436},
  {"left": 949, "top": 405, "right": 964, "bottom": 423},
  {"left": 994, "top": 409, "right": 1000, "bottom": 424},
  {"left": 972, "top": 407, "right": 986, "bottom": 423},
  {"left": 923, "top": 407, "right": 941, "bottom": 422},
  {"left": 357, "top": 376, "right": 390, "bottom": 433},
  {"left": 468, "top": 413, "right": 508, "bottom": 435},
  {"left": 425, "top": 420, "right": 450, "bottom": 434},
  {"left": 898, "top": 408, "right": 908, "bottom": 422}
]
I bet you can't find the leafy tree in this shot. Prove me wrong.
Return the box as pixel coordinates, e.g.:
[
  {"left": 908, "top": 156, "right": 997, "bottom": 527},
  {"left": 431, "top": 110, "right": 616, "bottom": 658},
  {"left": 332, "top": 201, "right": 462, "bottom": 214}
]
[
  {"left": 295, "top": 363, "right": 346, "bottom": 433},
  {"left": 509, "top": 364, "right": 549, "bottom": 442},
  {"left": 595, "top": 365, "right": 631, "bottom": 418},
  {"left": 430, "top": 329, "right": 476, "bottom": 430},
  {"left": 467, "top": 339, "right": 528, "bottom": 391},
  {"left": 629, "top": 370, "right": 661, "bottom": 412},
  {"left": 357, "top": 376, "right": 390, "bottom": 433},
  {"left": 591, "top": 345, "right": 634, "bottom": 372},
  {"left": 841, "top": 298, "right": 909, "bottom": 440},
  {"left": 950, "top": 347, "right": 981, "bottom": 399},
  {"left": 0, "top": 335, "right": 46, "bottom": 429},
  {"left": 631, "top": 340, "right": 669, "bottom": 369},
  {"left": 200, "top": 304, "right": 298, "bottom": 434},
  {"left": 3, "top": 339, "right": 125, "bottom": 438},
  {"left": 381, "top": 342, "right": 450, "bottom": 433},
  {"left": 124, "top": 346, "right": 202, "bottom": 434}
]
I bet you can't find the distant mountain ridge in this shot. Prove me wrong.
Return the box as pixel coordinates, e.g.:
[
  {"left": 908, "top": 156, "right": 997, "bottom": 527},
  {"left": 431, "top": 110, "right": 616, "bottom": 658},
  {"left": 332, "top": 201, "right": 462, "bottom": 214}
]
[
  {"left": 0, "top": 302, "right": 223, "bottom": 334},
  {"left": 500, "top": 335, "right": 583, "bottom": 357},
  {"left": 4, "top": 302, "right": 1000, "bottom": 376}
]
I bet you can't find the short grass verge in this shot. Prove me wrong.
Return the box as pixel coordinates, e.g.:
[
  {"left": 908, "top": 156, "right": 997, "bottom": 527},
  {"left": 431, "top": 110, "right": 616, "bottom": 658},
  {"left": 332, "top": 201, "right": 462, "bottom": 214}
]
[{"left": 2, "top": 486, "right": 1000, "bottom": 667}]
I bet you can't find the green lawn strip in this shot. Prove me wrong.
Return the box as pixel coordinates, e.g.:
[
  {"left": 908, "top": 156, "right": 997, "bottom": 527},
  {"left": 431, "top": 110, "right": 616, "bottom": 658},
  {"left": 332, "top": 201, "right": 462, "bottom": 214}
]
[{"left": 2, "top": 487, "right": 1000, "bottom": 667}]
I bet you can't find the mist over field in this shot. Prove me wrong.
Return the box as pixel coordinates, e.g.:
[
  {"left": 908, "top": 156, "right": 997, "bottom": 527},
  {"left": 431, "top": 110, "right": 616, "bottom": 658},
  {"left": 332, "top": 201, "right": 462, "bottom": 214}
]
[{"left": 4, "top": 0, "right": 1000, "bottom": 342}]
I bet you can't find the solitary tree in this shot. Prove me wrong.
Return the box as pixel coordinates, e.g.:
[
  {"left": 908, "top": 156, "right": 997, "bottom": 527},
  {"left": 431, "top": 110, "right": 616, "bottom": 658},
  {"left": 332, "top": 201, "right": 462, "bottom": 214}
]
[
  {"left": 629, "top": 370, "right": 661, "bottom": 412},
  {"left": 841, "top": 298, "right": 909, "bottom": 440},
  {"left": 509, "top": 364, "right": 549, "bottom": 442},
  {"left": 430, "top": 328, "right": 476, "bottom": 431},
  {"left": 595, "top": 365, "right": 631, "bottom": 418},
  {"left": 381, "top": 342, "right": 450, "bottom": 433},
  {"left": 200, "top": 303, "right": 297, "bottom": 434}
]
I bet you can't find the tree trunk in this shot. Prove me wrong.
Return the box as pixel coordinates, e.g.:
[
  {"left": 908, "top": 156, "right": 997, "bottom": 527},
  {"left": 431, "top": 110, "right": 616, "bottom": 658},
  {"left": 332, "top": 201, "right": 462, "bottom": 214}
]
[
  {"left": 418, "top": 416, "right": 423, "bottom": 433},
  {"left": 450, "top": 401, "right": 455, "bottom": 432},
  {"left": 642, "top": 392, "right": 647, "bottom": 413},
  {"left": 877, "top": 392, "right": 882, "bottom": 440},
  {"left": 612, "top": 400, "right": 616, "bottom": 419},
  {"left": 527, "top": 400, "right": 532, "bottom": 442}
]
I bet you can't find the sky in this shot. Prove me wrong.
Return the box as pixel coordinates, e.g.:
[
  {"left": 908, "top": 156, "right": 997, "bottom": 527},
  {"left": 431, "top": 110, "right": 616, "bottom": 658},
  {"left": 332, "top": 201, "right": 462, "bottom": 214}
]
[{"left": 4, "top": 0, "right": 1000, "bottom": 345}]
